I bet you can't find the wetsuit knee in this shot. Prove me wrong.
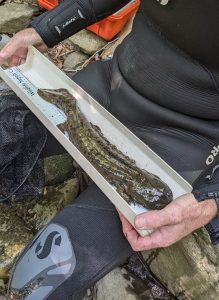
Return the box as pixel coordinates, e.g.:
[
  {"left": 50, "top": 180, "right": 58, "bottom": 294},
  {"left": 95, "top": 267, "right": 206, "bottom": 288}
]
[{"left": 8, "top": 185, "right": 132, "bottom": 300}]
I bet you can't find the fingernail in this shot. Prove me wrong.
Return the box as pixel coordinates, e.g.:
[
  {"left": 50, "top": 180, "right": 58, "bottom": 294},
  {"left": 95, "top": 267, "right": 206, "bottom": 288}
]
[{"left": 135, "top": 216, "right": 145, "bottom": 229}]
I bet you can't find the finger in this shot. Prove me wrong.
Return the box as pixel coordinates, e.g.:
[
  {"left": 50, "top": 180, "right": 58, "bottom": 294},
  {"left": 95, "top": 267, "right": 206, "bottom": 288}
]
[
  {"left": 115, "top": 207, "right": 122, "bottom": 216},
  {"left": 123, "top": 227, "right": 163, "bottom": 251},
  {"left": 0, "top": 39, "right": 17, "bottom": 60},
  {"left": 120, "top": 216, "right": 141, "bottom": 249},
  {"left": 9, "top": 55, "right": 21, "bottom": 67},
  {"left": 8, "top": 55, "right": 26, "bottom": 67},
  {"left": 12, "top": 47, "right": 28, "bottom": 60},
  {"left": 36, "top": 43, "right": 48, "bottom": 53},
  {"left": 125, "top": 227, "right": 141, "bottom": 250},
  {"left": 119, "top": 213, "right": 138, "bottom": 237},
  {"left": 135, "top": 204, "right": 184, "bottom": 230},
  {"left": 118, "top": 211, "right": 177, "bottom": 251},
  {"left": 19, "top": 58, "right": 26, "bottom": 65},
  {"left": 0, "top": 40, "right": 22, "bottom": 65},
  {"left": 0, "top": 46, "right": 10, "bottom": 65},
  {"left": 119, "top": 213, "right": 133, "bottom": 232},
  {"left": 0, "top": 28, "right": 44, "bottom": 65},
  {"left": 129, "top": 228, "right": 170, "bottom": 251},
  {"left": 131, "top": 220, "right": 196, "bottom": 251}
]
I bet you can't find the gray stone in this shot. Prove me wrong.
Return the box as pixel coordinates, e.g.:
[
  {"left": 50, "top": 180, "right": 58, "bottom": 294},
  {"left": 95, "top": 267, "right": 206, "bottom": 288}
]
[
  {"left": 63, "top": 51, "right": 89, "bottom": 70},
  {"left": 68, "top": 30, "right": 106, "bottom": 55},
  {"left": 93, "top": 268, "right": 142, "bottom": 300},
  {"left": 44, "top": 153, "right": 74, "bottom": 186},
  {"left": 0, "top": 34, "right": 10, "bottom": 51},
  {"left": 0, "top": 3, "right": 37, "bottom": 34}
]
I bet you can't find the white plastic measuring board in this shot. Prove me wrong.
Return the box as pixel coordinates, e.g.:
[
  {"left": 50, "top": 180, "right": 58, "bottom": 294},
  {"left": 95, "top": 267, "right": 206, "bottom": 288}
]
[{"left": 0, "top": 46, "right": 192, "bottom": 236}]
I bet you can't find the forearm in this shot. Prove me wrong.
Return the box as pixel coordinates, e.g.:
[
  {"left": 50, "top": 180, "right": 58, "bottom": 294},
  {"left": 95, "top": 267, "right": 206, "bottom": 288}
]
[{"left": 31, "top": 0, "right": 130, "bottom": 47}]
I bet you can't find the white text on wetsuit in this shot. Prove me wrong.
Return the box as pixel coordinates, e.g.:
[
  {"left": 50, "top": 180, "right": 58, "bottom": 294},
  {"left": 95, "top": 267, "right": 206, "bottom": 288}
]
[{"left": 206, "top": 145, "right": 219, "bottom": 165}]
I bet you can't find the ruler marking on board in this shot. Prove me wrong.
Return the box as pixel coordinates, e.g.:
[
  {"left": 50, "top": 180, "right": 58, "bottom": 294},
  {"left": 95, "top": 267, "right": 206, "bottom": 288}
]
[{"left": 4, "top": 67, "right": 67, "bottom": 126}]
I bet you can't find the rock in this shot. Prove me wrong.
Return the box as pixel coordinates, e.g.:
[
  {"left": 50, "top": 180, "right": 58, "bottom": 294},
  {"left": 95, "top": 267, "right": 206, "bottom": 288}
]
[
  {"left": 68, "top": 30, "right": 107, "bottom": 55},
  {"left": 0, "top": 3, "right": 37, "bottom": 34},
  {"left": 63, "top": 51, "right": 89, "bottom": 71},
  {"left": 0, "top": 178, "right": 78, "bottom": 281},
  {"left": 0, "top": 204, "right": 33, "bottom": 280},
  {"left": 93, "top": 268, "right": 151, "bottom": 300},
  {"left": 13, "top": 178, "right": 79, "bottom": 232},
  {"left": 0, "top": 35, "right": 10, "bottom": 51},
  {"left": 0, "top": 279, "right": 6, "bottom": 297},
  {"left": 142, "top": 229, "right": 219, "bottom": 300},
  {"left": 44, "top": 153, "right": 75, "bottom": 186}
]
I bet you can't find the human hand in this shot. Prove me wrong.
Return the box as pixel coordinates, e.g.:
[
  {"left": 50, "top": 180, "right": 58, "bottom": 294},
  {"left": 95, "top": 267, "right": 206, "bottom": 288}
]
[
  {"left": 118, "top": 193, "right": 217, "bottom": 251},
  {"left": 0, "top": 28, "right": 48, "bottom": 67}
]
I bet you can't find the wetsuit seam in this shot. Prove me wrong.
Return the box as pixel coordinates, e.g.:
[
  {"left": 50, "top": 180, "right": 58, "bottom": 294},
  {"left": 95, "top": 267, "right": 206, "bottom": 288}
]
[
  {"left": 117, "top": 15, "right": 219, "bottom": 119},
  {"left": 116, "top": 47, "right": 159, "bottom": 105},
  {"left": 127, "top": 123, "right": 167, "bottom": 131},
  {"left": 127, "top": 123, "right": 216, "bottom": 146},
  {"left": 116, "top": 56, "right": 219, "bottom": 121},
  {"left": 116, "top": 41, "right": 199, "bottom": 116},
  {"left": 201, "top": 65, "right": 219, "bottom": 94}
]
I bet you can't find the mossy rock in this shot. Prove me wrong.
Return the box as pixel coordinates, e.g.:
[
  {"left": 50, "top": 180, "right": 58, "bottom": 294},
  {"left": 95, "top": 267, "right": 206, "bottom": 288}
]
[
  {"left": 0, "top": 205, "right": 33, "bottom": 280},
  {"left": 0, "top": 178, "right": 79, "bottom": 281},
  {"left": 13, "top": 178, "right": 79, "bottom": 232},
  {"left": 44, "top": 153, "right": 75, "bottom": 186},
  {"left": 142, "top": 229, "right": 219, "bottom": 300}
]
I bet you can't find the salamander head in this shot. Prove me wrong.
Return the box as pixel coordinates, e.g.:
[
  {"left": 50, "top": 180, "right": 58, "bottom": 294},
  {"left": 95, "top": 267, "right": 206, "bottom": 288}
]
[{"left": 38, "top": 88, "right": 73, "bottom": 105}]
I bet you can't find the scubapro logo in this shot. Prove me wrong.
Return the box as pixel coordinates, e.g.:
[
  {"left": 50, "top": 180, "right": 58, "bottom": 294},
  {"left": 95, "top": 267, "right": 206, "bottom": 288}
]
[
  {"left": 35, "top": 231, "right": 62, "bottom": 260},
  {"left": 206, "top": 145, "right": 219, "bottom": 165},
  {"left": 156, "top": 0, "right": 170, "bottom": 5},
  {"left": 9, "top": 224, "right": 76, "bottom": 300}
]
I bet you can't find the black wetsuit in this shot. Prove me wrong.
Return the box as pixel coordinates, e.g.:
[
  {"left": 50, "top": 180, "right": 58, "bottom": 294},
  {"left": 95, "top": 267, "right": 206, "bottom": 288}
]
[
  {"left": 9, "top": 1, "right": 219, "bottom": 299},
  {"left": 33, "top": 0, "right": 219, "bottom": 184}
]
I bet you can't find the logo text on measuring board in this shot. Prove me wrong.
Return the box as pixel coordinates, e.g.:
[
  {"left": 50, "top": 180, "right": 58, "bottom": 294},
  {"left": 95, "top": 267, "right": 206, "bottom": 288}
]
[{"left": 8, "top": 68, "right": 35, "bottom": 97}]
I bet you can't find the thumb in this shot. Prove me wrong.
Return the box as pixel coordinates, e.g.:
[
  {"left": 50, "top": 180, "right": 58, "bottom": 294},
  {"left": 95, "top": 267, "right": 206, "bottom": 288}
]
[
  {"left": 0, "top": 28, "right": 43, "bottom": 66},
  {"left": 0, "top": 38, "right": 20, "bottom": 65}
]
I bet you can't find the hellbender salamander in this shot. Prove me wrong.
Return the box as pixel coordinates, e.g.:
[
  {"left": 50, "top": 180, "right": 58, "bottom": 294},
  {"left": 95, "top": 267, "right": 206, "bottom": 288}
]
[{"left": 38, "top": 88, "right": 173, "bottom": 210}]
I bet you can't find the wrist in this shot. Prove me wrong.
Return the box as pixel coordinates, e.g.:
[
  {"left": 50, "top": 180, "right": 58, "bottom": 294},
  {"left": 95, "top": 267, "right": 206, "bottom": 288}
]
[
  {"left": 193, "top": 190, "right": 219, "bottom": 217},
  {"left": 26, "top": 28, "right": 44, "bottom": 45},
  {"left": 193, "top": 191, "right": 219, "bottom": 245},
  {"left": 198, "top": 198, "right": 218, "bottom": 223}
]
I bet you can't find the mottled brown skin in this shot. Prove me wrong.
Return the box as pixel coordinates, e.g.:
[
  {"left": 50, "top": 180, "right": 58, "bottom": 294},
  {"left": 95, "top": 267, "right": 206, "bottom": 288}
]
[{"left": 38, "top": 88, "right": 173, "bottom": 210}]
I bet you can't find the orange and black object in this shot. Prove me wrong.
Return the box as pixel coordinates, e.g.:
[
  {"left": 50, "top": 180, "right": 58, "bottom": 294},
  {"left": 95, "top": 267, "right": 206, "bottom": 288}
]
[{"left": 37, "top": 0, "right": 140, "bottom": 40}]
